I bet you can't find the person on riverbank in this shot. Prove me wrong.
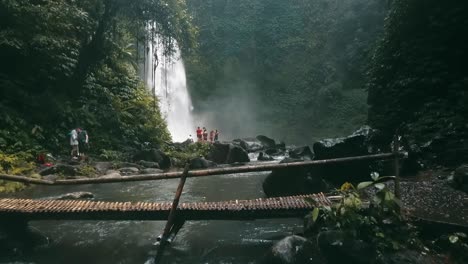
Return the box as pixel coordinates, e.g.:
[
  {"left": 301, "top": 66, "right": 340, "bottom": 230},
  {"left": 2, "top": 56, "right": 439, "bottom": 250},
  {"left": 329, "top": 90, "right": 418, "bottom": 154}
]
[
  {"left": 196, "top": 127, "right": 202, "bottom": 142},
  {"left": 69, "top": 128, "right": 79, "bottom": 158},
  {"left": 188, "top": 134, "right": 194, "bottom": 143},
  {"left": 209, "top": 130, "right": 215, "bottom": 143},
  {"left": 77, "top": 128, "right": 89, "bottom": 160},
  {"left": 203, "top": 127, "right": 208, "bottom": 142},
  {"left": 214, "top": 129, "right": 219, "bottom": 142}
]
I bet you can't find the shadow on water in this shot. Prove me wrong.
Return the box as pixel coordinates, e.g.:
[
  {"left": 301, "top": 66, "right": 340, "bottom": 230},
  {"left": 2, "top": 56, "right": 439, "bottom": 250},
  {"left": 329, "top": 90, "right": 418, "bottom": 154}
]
[{"left": 1, "top": 171, "right": 303, "bottom": 264}]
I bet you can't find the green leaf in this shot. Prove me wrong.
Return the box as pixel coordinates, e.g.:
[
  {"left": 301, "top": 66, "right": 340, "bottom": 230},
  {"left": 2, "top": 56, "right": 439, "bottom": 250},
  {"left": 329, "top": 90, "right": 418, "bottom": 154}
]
[
  {"left": 375, "top": 232, "right": 385, "bottom": 238},
  {"left": 312, "top": 207, "right": 319, "bottom": 222},
  {"left": 370, "top": 172, "right": 380, "bottom": 181},
  {"left": 357, "top": 181, "right": 373, "bottom": 190},
  {"left": 374, "top": 183, "right": 385, "bottom": 190},
  {"left": 449, "top": 235, "right": 459, "bottom": 244}
]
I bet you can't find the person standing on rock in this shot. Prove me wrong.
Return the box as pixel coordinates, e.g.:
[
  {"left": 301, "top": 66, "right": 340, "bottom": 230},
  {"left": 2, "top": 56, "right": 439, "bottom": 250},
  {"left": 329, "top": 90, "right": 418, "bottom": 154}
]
[
  {"left": 69, "top": 128, "right": 79, "bottom": 158},
  {"left": 203, "top": 127, "right": 208, "bottom": 142},
  {"left": 78, "top": 128, "right": 89, "bottom": 160},
  {"left": 214, "top": 129, "right": 219, "bottom": 142},
  {"left": 196, "top": 127, "right": 202, "bottom": 142},
  {"left": 209, "top": 130, "right": 215, "bottom": 143}
]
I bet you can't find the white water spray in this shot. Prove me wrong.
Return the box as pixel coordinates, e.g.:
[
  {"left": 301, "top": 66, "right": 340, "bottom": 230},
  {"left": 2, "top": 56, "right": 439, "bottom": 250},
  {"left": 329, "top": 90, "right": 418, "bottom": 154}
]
[{"left": 144, "top": 34, "right": 194, "bottom": 142}]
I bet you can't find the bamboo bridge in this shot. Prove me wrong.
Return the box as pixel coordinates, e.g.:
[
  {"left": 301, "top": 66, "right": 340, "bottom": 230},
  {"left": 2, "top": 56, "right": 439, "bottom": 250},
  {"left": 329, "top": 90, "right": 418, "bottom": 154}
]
[
  {"left": 0, "top": 141, "right": 407, "bottom": 261},
  {"left": 0, "top": 193, "right": 335, "bottom": 221}
]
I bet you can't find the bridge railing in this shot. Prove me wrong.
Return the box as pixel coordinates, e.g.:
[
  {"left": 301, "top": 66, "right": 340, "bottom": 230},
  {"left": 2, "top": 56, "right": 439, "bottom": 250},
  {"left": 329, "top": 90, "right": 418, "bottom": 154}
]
[{"left": 0, "top": 151, "right": 406, "bottom": 186}]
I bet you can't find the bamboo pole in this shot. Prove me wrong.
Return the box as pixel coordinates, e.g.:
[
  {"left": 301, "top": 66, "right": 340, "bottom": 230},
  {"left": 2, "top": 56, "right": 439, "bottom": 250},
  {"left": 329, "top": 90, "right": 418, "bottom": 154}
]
[
  {"left": 0, "top": 152, "right": 406, "bottom": 186},
  {"left": 393, "top": 135, "right": 401, "bottom": 200},
  {"left": 154, "top": 164, "right": 189, "bottom": 263},
  {"left": 0, "top": 174, "right": 54, "bottom": 185}
]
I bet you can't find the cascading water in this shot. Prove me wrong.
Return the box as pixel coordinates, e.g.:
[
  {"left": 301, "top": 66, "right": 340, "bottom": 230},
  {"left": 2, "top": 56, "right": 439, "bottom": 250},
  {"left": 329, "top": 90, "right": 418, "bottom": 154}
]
[{"left": 144, "top": 33, "right": 194, "bottom": 142}]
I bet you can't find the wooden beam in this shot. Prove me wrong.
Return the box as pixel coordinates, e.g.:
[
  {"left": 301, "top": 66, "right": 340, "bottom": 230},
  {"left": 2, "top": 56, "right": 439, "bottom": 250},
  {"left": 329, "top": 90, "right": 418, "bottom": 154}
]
[
  {"left": 0, "top": 174, "right": 54, "bottom": 185},
  {"left": 0, "top": 152, "right": 406, "bottom": 186},
  {"left": 154, "top": 164, "right": 190, "bottom": 263}
]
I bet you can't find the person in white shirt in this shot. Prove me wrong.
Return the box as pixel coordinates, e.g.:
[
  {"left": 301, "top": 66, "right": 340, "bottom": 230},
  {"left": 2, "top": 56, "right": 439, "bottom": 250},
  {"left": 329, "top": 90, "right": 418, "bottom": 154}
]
[{"left": 70, "top": 128, "right": 79, "bottom": 158}]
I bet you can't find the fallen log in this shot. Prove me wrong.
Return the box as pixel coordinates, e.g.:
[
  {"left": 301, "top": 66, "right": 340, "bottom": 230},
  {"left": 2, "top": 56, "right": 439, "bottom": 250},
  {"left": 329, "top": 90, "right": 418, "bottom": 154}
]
[
  {"left": 0, "top": 152, "right": 406, "bottom": 186},
  {"left": 0, "top": 174, "right": 54, "bottom": 185}
]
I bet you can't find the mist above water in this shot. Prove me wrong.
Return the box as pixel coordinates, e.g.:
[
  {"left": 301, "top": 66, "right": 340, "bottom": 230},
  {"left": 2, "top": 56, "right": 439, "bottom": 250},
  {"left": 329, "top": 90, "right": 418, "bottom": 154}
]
[{"left": 144, "top": 33, "right": 194, "bottom": 142}]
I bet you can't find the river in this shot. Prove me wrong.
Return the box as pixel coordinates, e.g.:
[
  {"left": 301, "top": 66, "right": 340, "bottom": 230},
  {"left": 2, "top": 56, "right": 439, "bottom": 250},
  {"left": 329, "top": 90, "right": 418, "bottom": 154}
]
[{"left": 1, "top": 169, "right": 302, "bottom": 264}]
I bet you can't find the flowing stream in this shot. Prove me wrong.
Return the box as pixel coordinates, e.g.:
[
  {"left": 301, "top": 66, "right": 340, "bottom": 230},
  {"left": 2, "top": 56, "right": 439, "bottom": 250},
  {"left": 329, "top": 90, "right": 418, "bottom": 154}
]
[{"left": 2, "top": 169, "right": 302, "bottom": 264}]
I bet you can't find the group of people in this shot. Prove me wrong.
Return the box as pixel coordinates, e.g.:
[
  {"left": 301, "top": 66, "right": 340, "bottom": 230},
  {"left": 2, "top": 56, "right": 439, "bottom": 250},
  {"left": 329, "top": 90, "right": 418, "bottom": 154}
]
[
  {"left": 69, "top": 127, "right": 89, "bottom": 159},
  {"left": 192, "top": 127, "right": 219, "bottom": 143}
]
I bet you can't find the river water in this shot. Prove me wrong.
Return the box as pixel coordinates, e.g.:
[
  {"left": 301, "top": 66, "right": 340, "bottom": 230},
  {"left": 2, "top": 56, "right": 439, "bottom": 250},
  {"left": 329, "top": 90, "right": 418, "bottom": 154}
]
[{"left": 2, "top": 170, "right": 302, "bottom": 264}]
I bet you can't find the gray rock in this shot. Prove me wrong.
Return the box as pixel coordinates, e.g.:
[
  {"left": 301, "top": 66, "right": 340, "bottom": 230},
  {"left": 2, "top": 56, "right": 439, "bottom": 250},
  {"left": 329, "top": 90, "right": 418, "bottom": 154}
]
[
  {"left": 258, "top": 152, "right": 274, "bottom": 161},
  {"left": 138, "top": 160, "right": 160, "bottom": 169},
  {"left": 206, "top": 142, "right": 231, "bottom": 164},
  {"left": 453, "top": 164, "right": 468, "bottom": 193},
  {"left": 206, "top": 142, "right": 250, "bottom": 164},
  {"left": 101, "top": 172, "right": 121, "bottom": 178},
  {"left": 141, "top": 168, "right": 164, "bottom": 174},
  {"left": 312, "top": 126, "right": 377, "bottom": 186},
  {"left": 263, "top": 235, "right": 316, "bottom": 264},
  {"left": 119, "top": 167, "right": 140, "bottom": 175},
  {"left": 132, "top": 149, "right": 171, "bottom": 169},
  {"left": 55, "top": 192, "right": 94, "bottom": 200},
  {"left": 189, "top": 157, "right": 217, "bottom": 169},
  {"left": 39, "top": 164, "right": 78, "bottom": 176},
  {"left": 289, "top": 146, "right": 314, "bottom": 160},
  {"left": 256, "top": 135, "right": 276, "bottom": 149},
  {"left": 94, "top": 162, "right": 113, "bottom": 174},
  {"left": 114, "top": 162, "right": 141, "bottom": 169},
  {"left": 105, "top": 169, "right": 120, "bottom": 175},
  {"left": 263, "top": 158, "right": 328, "bottom": 197},
  {"left": 226, "top": 144, "right": 250, "bottom": 164}
]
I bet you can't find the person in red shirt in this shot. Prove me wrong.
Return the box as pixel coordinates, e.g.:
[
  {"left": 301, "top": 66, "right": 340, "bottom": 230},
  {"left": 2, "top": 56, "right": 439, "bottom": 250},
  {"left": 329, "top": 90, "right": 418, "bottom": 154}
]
[
  {"left": 202, "top": 127, "right": 208, "bottom": 142},
  {"left": 209, "top": 130, "right": 215, "bottom": 143},
  {"left": 196, "top": 127, "right": 202, "bottom": 142}
]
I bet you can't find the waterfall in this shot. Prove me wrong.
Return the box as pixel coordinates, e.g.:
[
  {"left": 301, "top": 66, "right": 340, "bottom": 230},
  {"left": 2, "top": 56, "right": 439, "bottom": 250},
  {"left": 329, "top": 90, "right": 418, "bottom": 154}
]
[{"left": 144, "top": 34, "right": 194, "bottom": 142}]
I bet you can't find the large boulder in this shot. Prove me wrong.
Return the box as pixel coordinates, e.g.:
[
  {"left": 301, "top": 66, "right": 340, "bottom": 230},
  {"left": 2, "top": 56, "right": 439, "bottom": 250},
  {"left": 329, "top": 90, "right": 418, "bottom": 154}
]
[
  {"left": 53, "top": 192, "right": 94, "bottom": 200},
  {"left": 39, "top": 164, "right": 78, "bottom": 177},
  {"left": 189, "top": 157, "right": 217, "bottom": 170},
  {"left": 317, "top": 230, "right": 376, "bottom": 264},
  {"left": 206, "top": 143, "right": 250, "bottom": 164},
  {"left": 234, "top": 138, "right": 264, "bottom": 153},
  {"left": 137, "top": 160, "right": 160, "bottom": 169},
  {"left": 258, "top": 152, "right": 274, "bottom": 161},
  {"left": 132, "top": 149, "right": 171, "bottom": 169},
  {"left": 206, "top": 142, "right": 231, "bottom": 164},
  {"left": 256, "top": 135, "right": 277, "bottom": 149},
  {"left": 263, "top": 158, "right": 328, "bottom": 197},
  {"left": 289, "top": 146, "right": 314, "bottom": 160},
  {"left": 263, "top": 235, "right": 317, "bottom": 264},
  {"left": 312, "top": 126, "right": 377, "bottom": 185},
  {"left": 453, "top": 164, "right": 468, "bottom": 193},
  {"left": 94, "top": 162, "right": 113, "bottom": 174},
  {"left": 141, "top": 168, "right": 163, "bottom": 174},
  {"left": 119, "top": 167, "right": 140, "bottom": 175},
  {"left": 226, "top": 144, "right": 250, "bottom": 164},
  {"left": 0, "top": 220, "right": 49, "bottom": 256}
]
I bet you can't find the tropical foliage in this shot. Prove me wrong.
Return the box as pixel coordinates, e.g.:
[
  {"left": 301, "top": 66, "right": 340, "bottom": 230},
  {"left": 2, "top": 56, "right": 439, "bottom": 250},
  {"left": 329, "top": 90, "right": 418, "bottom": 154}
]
[{"left": 0, "top": 0, "right": 195, "bottom": 155}]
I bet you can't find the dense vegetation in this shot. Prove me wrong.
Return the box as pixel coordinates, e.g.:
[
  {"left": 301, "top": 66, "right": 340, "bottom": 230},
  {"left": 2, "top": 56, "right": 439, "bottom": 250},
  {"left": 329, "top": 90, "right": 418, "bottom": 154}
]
[
  {"left": 0, "top": 0, "right": 195, "bottom": 159},
  {"left": 367, "top": 0, "right": 468, "bottom": 166},
  {"left": 184, "top": 0, "right": 387, "bottom": 143}
]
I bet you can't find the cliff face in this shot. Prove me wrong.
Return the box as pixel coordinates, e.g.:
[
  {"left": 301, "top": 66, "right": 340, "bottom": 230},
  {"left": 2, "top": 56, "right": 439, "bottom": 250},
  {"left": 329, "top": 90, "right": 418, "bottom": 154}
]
[{"left": 367, "top": 0, "right": 468, "bottom": 166}]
